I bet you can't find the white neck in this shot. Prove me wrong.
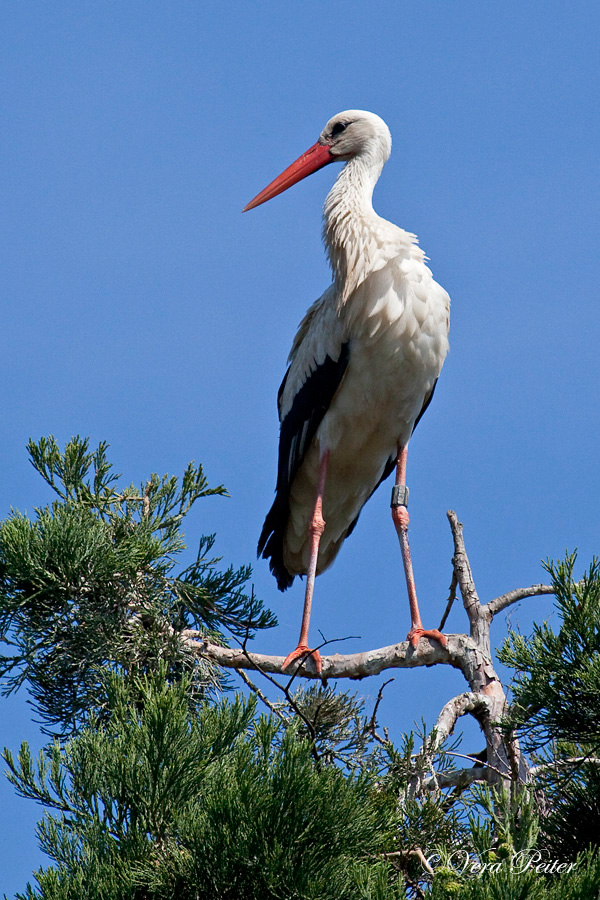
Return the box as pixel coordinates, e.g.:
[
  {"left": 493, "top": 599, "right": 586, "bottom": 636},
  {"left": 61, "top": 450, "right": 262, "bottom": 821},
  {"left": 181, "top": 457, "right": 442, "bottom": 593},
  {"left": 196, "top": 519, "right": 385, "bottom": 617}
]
[{"left": 322, "top": 154, "right": 385, "bottom": 291}]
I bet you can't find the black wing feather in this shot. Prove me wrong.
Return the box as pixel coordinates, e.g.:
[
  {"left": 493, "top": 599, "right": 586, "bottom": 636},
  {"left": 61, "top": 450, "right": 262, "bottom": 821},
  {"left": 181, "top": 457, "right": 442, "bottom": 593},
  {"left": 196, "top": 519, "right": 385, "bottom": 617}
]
[
  {"left": 258, "top": 344, "right": 350, "bottom": 591},
  {"left": 412, "top": 377, "right": 438, "bottom": 431}
]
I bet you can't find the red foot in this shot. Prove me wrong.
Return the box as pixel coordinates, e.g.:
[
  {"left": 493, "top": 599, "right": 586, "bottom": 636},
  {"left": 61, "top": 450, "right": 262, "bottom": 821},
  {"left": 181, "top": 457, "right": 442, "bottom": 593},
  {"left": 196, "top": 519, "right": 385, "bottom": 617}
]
[
  {"left": 407, "top": 627, "right": 448, "bottom": 650},
  {"left": 282, "top": 645, "right": 323, "bottom": 674}
]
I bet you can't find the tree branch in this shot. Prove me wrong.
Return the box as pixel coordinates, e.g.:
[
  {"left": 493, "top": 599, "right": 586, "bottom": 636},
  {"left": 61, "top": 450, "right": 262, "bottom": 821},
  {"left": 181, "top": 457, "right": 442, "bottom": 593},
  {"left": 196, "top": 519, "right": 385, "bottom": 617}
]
[
  {"left": 447, "top": 510, "right": 480, "bottom": 626},
  {"left": 412, "top": 693, "right": 495, "bottom": 796},
  {"left": 367, "top": 677, "right": 394, "bottom": 743},
  {"left": 182, "top": 631, "right": 468, "bottom": 679},
  {"left": 429, "top": 692, "right": 493, "bottom": 751},
  {"left": 382, "top": 848, "right": 435, "bottom": 876},
  {"left": 169, "top": 510, "right": 558, "bottom": 788},
  {"left": 422, "top": 766, "right": 491, "bottom": 791},
  {"left": 438, "top": 570, "right": 458, "bottom": 631},
  {"left": 236, "top": 668, "right": 289, "bottom": 725},
  {"left": 484, "top": 584, "right": 555, "bottom": 618},
  {"left": 528, "top": 757, "right": 600, "bottom": 779}
]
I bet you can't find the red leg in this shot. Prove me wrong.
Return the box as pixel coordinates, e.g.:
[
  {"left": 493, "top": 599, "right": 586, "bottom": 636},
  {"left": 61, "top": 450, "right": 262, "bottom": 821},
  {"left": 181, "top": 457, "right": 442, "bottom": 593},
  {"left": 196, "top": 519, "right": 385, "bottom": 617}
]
[
  {"left": 282, "top": 450, "right": 329, "bottom": 674},
  {"left": 391, "top": 444, "right": 447, "bottom": 650}
]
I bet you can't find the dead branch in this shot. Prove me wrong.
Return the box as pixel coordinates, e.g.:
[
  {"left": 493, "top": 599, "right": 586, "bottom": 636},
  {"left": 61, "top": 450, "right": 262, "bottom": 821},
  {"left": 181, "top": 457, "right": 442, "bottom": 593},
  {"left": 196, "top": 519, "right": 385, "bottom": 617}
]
[
  {"left": 367, "top": 677, "right": 394, "bottom": 743},
  {"left": 438, "top": 570, "right": 458, "bottom": 631},
  {"left": 446, "top": 510, "right": 481, "bottom": 627},
  {"left": 528, "top": 757, "right": 600, "bottom": 778},
  {"left": 429, "top": 692, "right": 493, "bottom": 751},
  {"left": 411, "top": 693, "right": 494, "bottom": 796},
  {"left": 183, "top": 631, "right": 465, "bottom": 679},
  {"left": 484, "top": 584, "right": 556, "bottom": 618},
  {"left": 423, "top": 766, "right": 490, "bottom": 791},
  {"left": 236, "top": 668, "right": 289, "bottom": 725},
  {"left": 171, "top": 510, "right": 559, "bottom": 789}
]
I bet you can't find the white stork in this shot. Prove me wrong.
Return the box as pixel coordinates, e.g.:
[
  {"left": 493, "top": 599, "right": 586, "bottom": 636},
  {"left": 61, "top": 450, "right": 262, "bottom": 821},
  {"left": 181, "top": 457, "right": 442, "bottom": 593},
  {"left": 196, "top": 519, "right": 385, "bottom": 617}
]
[{"left": 244, "top": 110, "right": 449, "bottom": 673}]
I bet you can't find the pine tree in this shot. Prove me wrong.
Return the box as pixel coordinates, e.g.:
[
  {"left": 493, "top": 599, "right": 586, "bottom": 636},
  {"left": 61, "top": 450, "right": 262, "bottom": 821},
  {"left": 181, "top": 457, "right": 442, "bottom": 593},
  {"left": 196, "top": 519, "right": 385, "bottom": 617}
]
[
  {"left": 4, "top": 670, "right": 400, "bottom": 900},
  {"left": 499, "top": 554, "right": 600, "bottom": 859},
  {"left": 3, "top": 437, "right": 600, "bottom": 899},
  {"left": 0, "top": 436, "right": 275, "bottom": 735},
  {"left": 0, "top": 438, "right": 460, "bottom": 898}
]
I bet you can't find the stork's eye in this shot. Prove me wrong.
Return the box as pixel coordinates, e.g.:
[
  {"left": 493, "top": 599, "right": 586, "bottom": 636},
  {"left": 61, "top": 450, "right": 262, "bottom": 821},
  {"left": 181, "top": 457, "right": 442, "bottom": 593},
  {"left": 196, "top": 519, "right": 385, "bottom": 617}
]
[{"left": 331, "top": 122, "right": 348, "bottom": 138}]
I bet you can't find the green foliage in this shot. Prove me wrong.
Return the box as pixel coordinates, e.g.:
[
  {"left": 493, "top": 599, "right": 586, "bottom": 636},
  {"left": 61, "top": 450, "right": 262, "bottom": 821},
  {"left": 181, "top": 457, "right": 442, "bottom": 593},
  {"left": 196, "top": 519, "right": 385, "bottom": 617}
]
[
  {"left": 4, "top": 670, "right": 398, "bottom": 900},
  {"left": 537, "top": 748, "right": 600, "bottom": 859},
  {"left": 499, "top": 554, "right": 600, "bottom": 751},
  {"left": 0, "top": 437, "right": 275, "bottom": 734},
  {"left": 381, "top": 728, "right": 471, "bottom": 859},
  {"left": 499, "top": 554, "right": 600, "bottom": 860},
  {"left": 4, "top": 438, "right": 600, "bottom": 898},
  {"left": 288, "top": 682, "right": 379, "bottom": 769},
  {"left": 430, "top": 786, "right": 600, "bottom": 900}
]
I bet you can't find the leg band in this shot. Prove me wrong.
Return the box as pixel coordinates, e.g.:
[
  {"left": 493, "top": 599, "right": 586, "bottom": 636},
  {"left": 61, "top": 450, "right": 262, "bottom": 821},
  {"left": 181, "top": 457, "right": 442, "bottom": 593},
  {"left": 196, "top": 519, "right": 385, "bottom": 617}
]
[{"left": 391, "top": 485, "right": 409, "bottom": 508}]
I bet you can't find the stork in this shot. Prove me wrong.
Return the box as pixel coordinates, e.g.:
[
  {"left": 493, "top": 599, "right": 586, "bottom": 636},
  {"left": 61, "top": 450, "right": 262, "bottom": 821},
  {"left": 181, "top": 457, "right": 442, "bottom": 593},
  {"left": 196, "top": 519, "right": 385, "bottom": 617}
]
[{"left": 244, "top": 110, "right": 449, "bottom": 674}]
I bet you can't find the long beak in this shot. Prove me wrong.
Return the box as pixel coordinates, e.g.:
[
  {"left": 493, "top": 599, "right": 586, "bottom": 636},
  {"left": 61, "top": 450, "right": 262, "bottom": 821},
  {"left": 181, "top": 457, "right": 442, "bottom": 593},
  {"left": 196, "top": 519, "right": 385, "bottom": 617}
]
[{"left": 243, "top": 141, "right": 334, "bottom": 212}]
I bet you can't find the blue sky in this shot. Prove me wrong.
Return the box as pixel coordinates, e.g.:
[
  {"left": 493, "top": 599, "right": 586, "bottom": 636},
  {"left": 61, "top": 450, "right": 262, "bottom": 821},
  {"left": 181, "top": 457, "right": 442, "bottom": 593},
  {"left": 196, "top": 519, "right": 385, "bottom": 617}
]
[{"left": 1, "top": 2, "right": 599, "bottom": 893}]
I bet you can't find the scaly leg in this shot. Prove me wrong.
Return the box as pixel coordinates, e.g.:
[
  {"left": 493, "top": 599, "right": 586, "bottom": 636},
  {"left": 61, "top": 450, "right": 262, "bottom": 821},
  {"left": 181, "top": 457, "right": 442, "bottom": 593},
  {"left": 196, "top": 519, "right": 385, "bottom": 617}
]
[
  {"left": 391, "top": 444, "right": 447, "bottom": 650},
  {"left": 282, "top": 450, "right": 330, "bottom": 674}
]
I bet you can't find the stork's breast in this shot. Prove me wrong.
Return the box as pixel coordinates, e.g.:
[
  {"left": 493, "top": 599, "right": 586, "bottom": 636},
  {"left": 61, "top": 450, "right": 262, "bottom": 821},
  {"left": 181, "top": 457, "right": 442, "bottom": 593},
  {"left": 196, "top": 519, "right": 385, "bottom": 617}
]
[
  {"left": 284, "top": 259, "right": 450, "bottom": 577},
  {"left": 320, "top": 263, "right": 449, "bottom": 451}
]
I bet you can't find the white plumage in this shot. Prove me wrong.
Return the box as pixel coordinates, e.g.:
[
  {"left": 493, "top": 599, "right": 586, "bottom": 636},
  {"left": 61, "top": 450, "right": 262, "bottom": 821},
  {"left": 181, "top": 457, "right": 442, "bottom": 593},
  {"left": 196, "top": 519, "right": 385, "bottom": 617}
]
[
  {"left": 282, "top": 226, "right": 449, "bottom": 578},
  {"left": 245, "top": 110, "right": 450, "bottom": 670}
]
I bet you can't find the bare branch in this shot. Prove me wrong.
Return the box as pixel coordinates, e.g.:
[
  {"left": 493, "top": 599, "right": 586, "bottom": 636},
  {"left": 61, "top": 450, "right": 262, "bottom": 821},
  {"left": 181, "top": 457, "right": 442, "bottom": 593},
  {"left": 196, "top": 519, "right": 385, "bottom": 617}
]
[
  {"left": 236, "top": 644, "right": 324, "bottom": 764},
  {"left": 382, "top": 848, "right": 435, "bottom": 876},
  {"left": 182, "top": 630, "right": 467, "bottom": 679},
  {"left": 411, "top": 693, "right": 495, "bottom": 797},
  {"left": 439, "top": 750, "right": 507, "bottom": 780},
  {"left": 366, "top": 678, "right": 395, "bottom": 746},
  {"left": 236, "top": 668, "right": 289, "bottom": 725},
  {"left": 447, "top": 510, "right": 480, "bottom": 624},
  {"left": 529, "top": 757, "right": 600, "bottom": 778},
  {"left": 430, "top": 692, "right": 493, "bottom": 751},
  {"left": 484, "top": 584, "right": 555, "bottom": 618},
  {"left": 368, "top": 678, "right": 394, "bottom": 735},
  {"left": 422, "top": 766, "right": 490, "bottom": 790},
  {"left": 161, "top": 509, "right": 552, "bottom": 788},
  {"left": 438, "top": 570, "right": 458, "bottom": 631}
]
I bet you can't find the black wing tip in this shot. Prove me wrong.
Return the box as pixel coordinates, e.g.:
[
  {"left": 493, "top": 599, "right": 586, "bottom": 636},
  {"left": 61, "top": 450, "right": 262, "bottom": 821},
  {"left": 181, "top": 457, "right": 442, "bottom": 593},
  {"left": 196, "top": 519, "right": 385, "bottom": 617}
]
[
  {"left": 257, "top": 499, "right": 295, "bottom": 592},
  {"left": 258, "top": 344, "right": 351, "bottom": 595}
]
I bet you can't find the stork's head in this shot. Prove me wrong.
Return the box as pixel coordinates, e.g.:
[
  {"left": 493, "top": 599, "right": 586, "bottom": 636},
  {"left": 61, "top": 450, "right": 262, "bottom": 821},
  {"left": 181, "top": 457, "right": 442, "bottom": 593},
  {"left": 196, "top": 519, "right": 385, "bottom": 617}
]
[
  {"left": 243, "top": 109, "right": 392, "bottom": 212},
  {"left": 319, "top": 110, "right": 392, "bottom": 165}
]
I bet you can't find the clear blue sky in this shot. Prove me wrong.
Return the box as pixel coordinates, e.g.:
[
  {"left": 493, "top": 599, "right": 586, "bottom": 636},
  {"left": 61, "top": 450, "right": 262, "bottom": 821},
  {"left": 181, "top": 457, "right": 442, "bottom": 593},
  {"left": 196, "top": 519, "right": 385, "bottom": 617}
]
[{"left": 1, "top": 2, "right": 599, "bottom": 894}]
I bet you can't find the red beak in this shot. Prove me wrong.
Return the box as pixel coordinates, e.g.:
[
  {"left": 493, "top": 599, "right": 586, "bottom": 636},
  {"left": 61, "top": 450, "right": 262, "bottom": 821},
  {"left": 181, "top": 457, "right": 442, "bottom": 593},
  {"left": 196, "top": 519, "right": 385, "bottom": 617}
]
[{"left": 243, "top": 141, "right": 334, "bottom": 212}]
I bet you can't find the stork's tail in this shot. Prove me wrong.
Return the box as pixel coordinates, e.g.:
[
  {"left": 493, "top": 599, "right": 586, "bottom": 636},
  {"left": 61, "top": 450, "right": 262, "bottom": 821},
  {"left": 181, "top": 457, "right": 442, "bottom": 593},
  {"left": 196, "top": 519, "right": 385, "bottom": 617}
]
[{"left": 257, "top": 494, "right": 295, "bottom": 592}]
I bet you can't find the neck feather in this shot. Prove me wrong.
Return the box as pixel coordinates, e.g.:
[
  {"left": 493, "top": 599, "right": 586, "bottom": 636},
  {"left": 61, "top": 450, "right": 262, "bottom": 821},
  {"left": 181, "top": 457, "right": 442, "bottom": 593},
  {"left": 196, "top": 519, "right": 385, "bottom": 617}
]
[{"left": 322, "top": 154, "right": 384, "bottom": 292}]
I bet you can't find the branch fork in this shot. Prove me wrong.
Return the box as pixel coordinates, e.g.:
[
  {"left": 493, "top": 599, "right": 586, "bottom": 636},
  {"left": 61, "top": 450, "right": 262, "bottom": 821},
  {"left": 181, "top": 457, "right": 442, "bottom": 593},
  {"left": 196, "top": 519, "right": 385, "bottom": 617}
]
[{"left": 178, "top": 511, "right": 556, "bottom": 790}]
